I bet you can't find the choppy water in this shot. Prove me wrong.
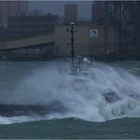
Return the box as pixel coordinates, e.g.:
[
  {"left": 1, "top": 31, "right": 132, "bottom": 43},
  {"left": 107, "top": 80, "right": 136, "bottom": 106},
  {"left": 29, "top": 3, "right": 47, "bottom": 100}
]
[{"left": 0, "top": 60, "right": 140, "bottom": 138}]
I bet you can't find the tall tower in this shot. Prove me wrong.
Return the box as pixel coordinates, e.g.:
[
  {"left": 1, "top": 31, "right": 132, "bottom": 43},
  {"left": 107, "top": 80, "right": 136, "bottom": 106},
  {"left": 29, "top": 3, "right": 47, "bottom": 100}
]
[
  {"left": 0, "top": 0, "right": 28, "bottom": 27},
  {"left": 91, "top": 1, "right": 106, "bottom": 24},
  {"left": 64, "top": 4, "right": 78, "bottom": 24},
  {"left": 0, "top": 1, "right": 8, "bottom": 27},
  {"left": 8, "top": 0, "right": 29, "bottom": 16}
]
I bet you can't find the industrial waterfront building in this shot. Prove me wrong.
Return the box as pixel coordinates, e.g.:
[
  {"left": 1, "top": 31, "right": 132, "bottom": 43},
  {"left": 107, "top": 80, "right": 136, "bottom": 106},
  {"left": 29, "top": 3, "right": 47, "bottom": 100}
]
[
  {"left": 54, "top": 24, "right": 118, "bottom": 58},
  {"left": 0, "top": 1, "right": 140, "bottom": 60},
  {"left": 7, "top": 14, "right": 59, "bottom": 38}
]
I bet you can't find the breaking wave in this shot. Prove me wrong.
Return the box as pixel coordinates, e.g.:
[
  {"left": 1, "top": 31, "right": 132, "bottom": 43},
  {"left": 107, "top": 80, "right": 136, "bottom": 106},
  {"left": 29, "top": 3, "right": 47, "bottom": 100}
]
[{"left": 1, "top": 61, "right": 140, "bottom": 124}]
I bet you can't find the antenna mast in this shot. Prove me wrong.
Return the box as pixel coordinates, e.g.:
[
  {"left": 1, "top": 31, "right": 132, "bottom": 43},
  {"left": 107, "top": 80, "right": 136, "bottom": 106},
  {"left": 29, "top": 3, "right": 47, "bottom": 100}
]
[{"left": 67, "top": 22, "right": 76, "bottom": 66}]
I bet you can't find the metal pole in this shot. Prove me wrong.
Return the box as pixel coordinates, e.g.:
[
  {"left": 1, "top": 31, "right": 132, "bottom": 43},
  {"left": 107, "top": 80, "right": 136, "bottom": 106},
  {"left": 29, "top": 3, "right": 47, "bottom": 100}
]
[
  {"left": 71, "top": 24, "right": 74, "bottom": 65},
  {"left": 67, "top": 22, "right": 76, "bottom": 68}
]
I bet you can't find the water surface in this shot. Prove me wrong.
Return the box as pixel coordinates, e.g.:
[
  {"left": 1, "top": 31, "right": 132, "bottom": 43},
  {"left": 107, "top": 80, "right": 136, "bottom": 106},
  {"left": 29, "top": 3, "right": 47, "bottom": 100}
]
[{"left": 0, "top": 60, "right": 140, "bottom": 138}]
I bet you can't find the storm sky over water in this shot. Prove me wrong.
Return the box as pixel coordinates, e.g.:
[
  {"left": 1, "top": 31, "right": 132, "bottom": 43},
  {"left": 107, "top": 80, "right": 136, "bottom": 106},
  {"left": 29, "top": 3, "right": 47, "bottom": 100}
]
[{"left": 29, "top": 1, "right": 92, "bottom": 20}]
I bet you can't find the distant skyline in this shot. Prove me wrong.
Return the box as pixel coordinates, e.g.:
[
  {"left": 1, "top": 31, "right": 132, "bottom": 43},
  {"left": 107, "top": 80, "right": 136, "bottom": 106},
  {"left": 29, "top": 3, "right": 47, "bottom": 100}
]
[{"left": 29, "top": 1, "right": 92, "bottom": 20}]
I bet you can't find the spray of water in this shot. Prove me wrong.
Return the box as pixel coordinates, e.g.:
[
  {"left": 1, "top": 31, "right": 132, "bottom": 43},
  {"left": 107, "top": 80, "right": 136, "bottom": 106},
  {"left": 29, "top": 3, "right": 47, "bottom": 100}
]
[{"left": 1, "top": 61, "right": 140, "bottom": 124}]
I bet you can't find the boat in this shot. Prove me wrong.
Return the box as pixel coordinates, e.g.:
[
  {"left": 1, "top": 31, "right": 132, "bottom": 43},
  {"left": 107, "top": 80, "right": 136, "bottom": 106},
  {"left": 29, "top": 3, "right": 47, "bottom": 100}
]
[{"left": 0, "top": 101, "right": 66, "bottom": 117}]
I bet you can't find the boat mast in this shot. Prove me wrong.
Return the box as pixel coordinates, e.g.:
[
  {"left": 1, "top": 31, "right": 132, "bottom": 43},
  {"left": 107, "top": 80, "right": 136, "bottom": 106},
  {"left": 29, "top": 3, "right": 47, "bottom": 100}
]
[{"left": 67, "top": 22, "right": 76, "bottom": 66}]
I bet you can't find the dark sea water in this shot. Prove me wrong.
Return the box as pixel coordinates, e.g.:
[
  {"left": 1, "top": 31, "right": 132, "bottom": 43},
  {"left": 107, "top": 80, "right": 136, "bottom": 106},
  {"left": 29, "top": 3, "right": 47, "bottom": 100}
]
[{"left": 0, "top": 60, "right": 140, "bottom": 139}]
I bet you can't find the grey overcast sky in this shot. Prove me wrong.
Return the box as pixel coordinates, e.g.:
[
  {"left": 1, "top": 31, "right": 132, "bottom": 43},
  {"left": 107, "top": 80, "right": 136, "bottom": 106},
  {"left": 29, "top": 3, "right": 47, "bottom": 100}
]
[{"left": 29, "top": 1, "right": 92, "bottom": 20}]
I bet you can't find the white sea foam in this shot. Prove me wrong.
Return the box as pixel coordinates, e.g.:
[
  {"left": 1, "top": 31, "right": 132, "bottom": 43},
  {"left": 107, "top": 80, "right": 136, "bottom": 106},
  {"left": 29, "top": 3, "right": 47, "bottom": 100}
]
[{"left": 1, "top": 61, "right": 140, "bottom": 124}]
